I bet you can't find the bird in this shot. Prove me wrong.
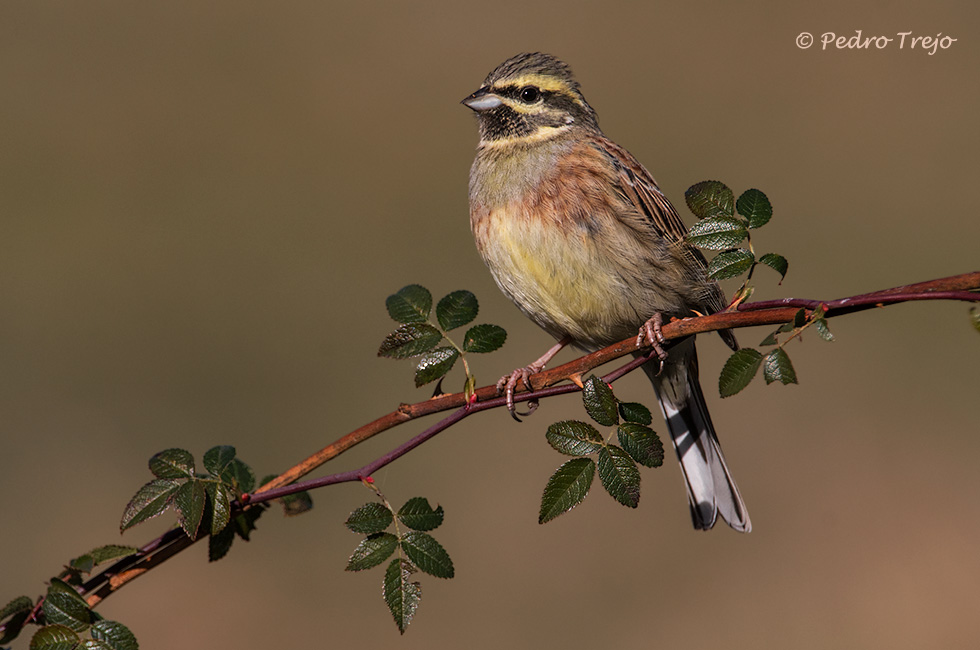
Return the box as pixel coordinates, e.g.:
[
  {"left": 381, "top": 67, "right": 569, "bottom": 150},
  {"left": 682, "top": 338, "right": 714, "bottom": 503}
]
[{"left": 462, "top": 52, "right": 750, "bottom": 532}]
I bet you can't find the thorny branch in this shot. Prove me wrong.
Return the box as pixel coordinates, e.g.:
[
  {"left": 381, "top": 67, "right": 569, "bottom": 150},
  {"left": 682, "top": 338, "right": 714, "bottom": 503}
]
[{"left": 6, "top": 270, "right": 978, "bottom": 629}]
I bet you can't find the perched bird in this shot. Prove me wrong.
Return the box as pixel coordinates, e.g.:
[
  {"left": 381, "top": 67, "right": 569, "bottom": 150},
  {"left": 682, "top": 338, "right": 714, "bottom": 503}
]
[{"left": 462, "top": 52, "right": 750, "bottom": 532}]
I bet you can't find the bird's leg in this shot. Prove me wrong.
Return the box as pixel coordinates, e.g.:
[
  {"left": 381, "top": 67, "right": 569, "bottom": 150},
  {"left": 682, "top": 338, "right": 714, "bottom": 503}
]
[
  {"left": 497, "top": 335, "right": 571, "bottom": 419},
  {"left": 636, "top": 313, "right": 669, "bottom": 362}
]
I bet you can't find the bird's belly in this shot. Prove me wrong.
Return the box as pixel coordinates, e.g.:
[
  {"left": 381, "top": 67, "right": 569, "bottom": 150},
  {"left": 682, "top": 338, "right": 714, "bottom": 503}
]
[{"left": 475, "top": 207, "right": 644, "bottom": 348}]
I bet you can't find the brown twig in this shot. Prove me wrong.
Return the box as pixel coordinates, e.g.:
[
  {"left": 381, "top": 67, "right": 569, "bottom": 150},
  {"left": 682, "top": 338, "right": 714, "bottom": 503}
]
[{"left": 4, "top": 270, "right": 976, "bottom": 628}]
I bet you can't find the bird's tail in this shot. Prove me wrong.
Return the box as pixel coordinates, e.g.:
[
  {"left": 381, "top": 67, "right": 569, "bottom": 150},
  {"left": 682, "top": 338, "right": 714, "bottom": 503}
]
[{"left": 640, "top": 339, "right": 751, "bottom": 532}]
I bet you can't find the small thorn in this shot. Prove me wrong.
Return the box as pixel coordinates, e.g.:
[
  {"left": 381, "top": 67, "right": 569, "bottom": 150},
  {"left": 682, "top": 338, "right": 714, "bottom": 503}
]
[{"left": 569, "top": 373, "right": 585, "bottom": 388}]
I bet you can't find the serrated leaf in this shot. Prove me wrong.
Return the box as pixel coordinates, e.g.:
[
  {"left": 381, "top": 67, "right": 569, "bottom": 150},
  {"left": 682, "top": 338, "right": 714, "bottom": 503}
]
[
  {"left": 814, "top": 318, "right": 835, "bottom": 342},
  {"left": 80, "top": 640, "right": 113, "bottom": 650},
  {"left": 719, "top": 348, "right": 763, "bottom": 398},
  {"left": 581, "top": 375, "right": 618, "bottom": 426},
  {"left": 0, "top": 595, "right": 34, "bottom": 645},
  {"left": 401, "top": 531, "right": 454, "bottom": 579},
  {"left": 202, "top": 445, "right": 236, "bottom": 476},
  {"left": 378, "top": 323, "right": 443, "bottom": 359},
  {"left": 231, "top": 503, "right": 264, "bottom": 541},
  {"left": 148, "top": 448, "right": 194, "bottom": 479},
  {"left": 384, "top": 558, "right": 421, "bottom": 635},
  {"left": 736, "top": 188, "right": 773, "bottom": 228},
  {"left": 545, "top": 421, "right": 603, "bottom": 456},
  {"left": 539, "top": 458, "right": 595, "bottom": 524},
  {"left": 685, "top": 181, "right": 735, "bottom": 219},
  {"left": 758, "top": 253, "right": 788, "bottom": 282},
  {"left": 686, "top": 216, "right": 748, "bottom": 250},
  {"left": 759, "top": 331, "right": 779, "bottom": 346},
  {"left": 435, "top": 290, "right": 478, "bottom": 331},
  {"left": 280, "top": 490, "right": 313, "bottom": 516},
  {"left": 120, "top": 478, "right": 182, "bottom": 531},
  {"left": 793, "top": 308, "right": 807, "bottom": 328},
  {"left": 763, "top": 348, "right": 798, "bottom": 385},
  {"left": 461, "top": 323, "right": 506, "bottom": 353},
  {"left": 414, "top": 347, "right": 459, "bottom": 387},
  {"left": 219, "top": 458, "right": 255, "bottom": 494},
  {"left": 70, "top": 546, "right": 137, "bottom": 574},
  {"left": 90, "top": 620, "right": 138, "bottom": 650},
  {"left": 618, "top": 401, "right": 652, "bottom": 425},
  {"left": 597, "top": 446, "right": 641, "bottom": 508},
  {"left": 397, "top": 498, "right": 444, "bottom": 532},
  {"left": 346, "top": 533, "right": 399, "bottom": 571},
  {"left": 345, "top": 502, "right": 393, "bottom": 535},
  {"left": 386, "top": 285, "right": 432, "bottom": 324},
  {"left": 206, "top": 482, "right": 232, "bottom": 534},
  {"left": 208, "top": 524, "right": 235, "bottom": 562},
  {"left": 617, "top": 423, "right": 664, "bottom": 468},
  {"left": 707, "top": 248, "right": 755, "bottom": 280},
  {"left": 174, "top": 479, "right": 207, "bottom": 538},
  {"left": 29, "top": 624, "right": 80, "bottom": 650},
  {"left": 42, "top": 579, "right": 91, "bottom": 632}
]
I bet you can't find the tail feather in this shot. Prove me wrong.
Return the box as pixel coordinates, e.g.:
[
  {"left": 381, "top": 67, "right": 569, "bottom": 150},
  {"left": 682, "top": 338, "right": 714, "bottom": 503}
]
[{"left": 640, "top": 339, "right": 751, "bottom": 533}]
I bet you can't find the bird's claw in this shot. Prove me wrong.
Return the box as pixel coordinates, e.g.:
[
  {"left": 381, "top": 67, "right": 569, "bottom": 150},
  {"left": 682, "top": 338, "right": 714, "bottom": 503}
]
[
  {"left": 636, "top": 313, "right": 669, "bottom": 362},
  {"left": 497, "top": 363, "right": 544, "bottom": 421}
]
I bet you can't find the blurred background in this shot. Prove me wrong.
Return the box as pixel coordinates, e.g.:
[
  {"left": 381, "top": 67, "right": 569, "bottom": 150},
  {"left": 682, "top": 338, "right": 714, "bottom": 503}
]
[{"left": 2, "top": 1, "right": 978, "bottom": 648}]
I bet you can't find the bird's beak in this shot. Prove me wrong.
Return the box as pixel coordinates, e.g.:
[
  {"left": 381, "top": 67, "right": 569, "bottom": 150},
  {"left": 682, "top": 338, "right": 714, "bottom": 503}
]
[{"left": 461, "top": 88, "right": 503, "bottom": 112}]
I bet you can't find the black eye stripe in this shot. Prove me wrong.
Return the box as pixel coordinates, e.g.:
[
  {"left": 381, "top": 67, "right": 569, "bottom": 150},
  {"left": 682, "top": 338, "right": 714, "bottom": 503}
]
[{"left": 495, "top": 85, "right": 556, "bottom": 103}]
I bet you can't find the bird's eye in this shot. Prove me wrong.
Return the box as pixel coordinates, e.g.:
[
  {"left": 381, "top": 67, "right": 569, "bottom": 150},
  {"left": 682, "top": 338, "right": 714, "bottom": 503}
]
[{"left": 519, "top": 86, "right": 541, "bottom": 103}]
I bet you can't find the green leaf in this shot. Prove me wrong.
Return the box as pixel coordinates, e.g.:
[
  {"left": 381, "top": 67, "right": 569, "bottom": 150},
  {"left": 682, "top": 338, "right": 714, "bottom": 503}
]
[
  {"left": 90, "top": 620, "right": 138, "bottom": 650},
  {"left": 43, "top": 579, "right": 91, "bottom": 633},
  {"left": 219, "top": 458, "right": 256, "bottom": 494},
  {"left": 597, "top": 446, "right": 641, "bottom": 508},
  {"left": 205, "top": 482, "right": 232, "bottom": 534},
  {"left": 971, "top": 307, "right": 980, "bottom": 334},
  {"left": 401, "top": 531, "right": 454, "bottom": 579},
  {"left": 345, "top": 502, "right": 393, "bottom": 535},
  {"left": 793, "top": 308, "right": 807, "bottom": 328},
  {"left": 378, "top": 323, "right": 443, "bottom": 359},
  {"left": 397, "top": 497, "right": 444, "bottom": 532},
  {"left": 719, "top": 348, "right": 763, "bottom": 397},
  {"left": 174, "top": 479, "right": 208, "bottom": 538},
  {"left": 70, "top": 546, "right": 137, "bottom": 574},
  {"left": 384, "top": 558, "right": 422, "bottom": 635},
  {"left": 685, "top": 181, "right": 735, "bottom": 219},
  {"left": 707, "top": 248, "right": 755, "bottom": 281},
  {"left": 414, "top": 347, "right": 459, "bottom": 387},
  {"left": 758, "top": 253, "right": 788, "bottom": 282},
  {"left": 0, "top": 595, "right": 34, "bottom": 645},
  {"left": 208, "top": 525, "right": 235, "bottom": 562},
  {"left": 346, "top": 533, "right": 399, "bottom": 571},
  {"left": 618, "top": 401, "right": 652, "bottom": 425},
  {"left": 80, "top": 639, "right": 113, "bottom": 650},
  {"left": 435, "top": 290, "right": 478, "bottom": 331},
  {"left": 582, "top": 375, "right": 619, "bottom": 426},
  {"left": 686, "top": 216, "right": 748, "bottom": 250},
  {"left": 231, "top": 503, "right": 265, "bottom": 541},
  {"left": 736, "top": 188, "right": 773, "bottom": 229},
  {"left": 539, "top": 458, "right": 595, "bottom": 524},
  {"left": 545, "top": 420, "right": 604, "bottom": 456},
  {"left": 280, "top": 490, "right": 314, "bottom": 517},
  {"left": 202, "top": 445, "right": 237, "bottom": 476},
  {"left": 386, "top": 285, "right": 432, "bottom": 324},
  {"left": 759, "top": 331, "right": 779, "bottom": 346},
  {"left": 148, "top": 448, "right": 194, "bottom": 479},
  {"left": 461, "top": 323, "right": 507, "bottom": 353},
  {"left": 814, "top": 318, "right": 835, "bottom": 342},
  {"left": 763, "top": 348, "right": 799, "bottom": 385},
  {"left": 617, "top": 423, "right": 664, "bottom": 468},
  {"left": 120, "top": 478, "right": 182, "bottom": 531},
  {"left": 28, "top": 624, "right": 80, "bottom": 650}
]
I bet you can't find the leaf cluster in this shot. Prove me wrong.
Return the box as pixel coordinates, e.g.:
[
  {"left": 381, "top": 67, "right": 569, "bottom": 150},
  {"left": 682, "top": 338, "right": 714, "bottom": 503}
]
[
  {"left": 539, "top": 377, "right": 664, "bottom": 523},
  {"left": 379, "top": 285, "right": 506, "bottom": 400},
  {"left": 344, "top": 497, "right": 453, "bottom": 634},
  {"left": 719, "top": 306, "right": 835, "bottom": 397},
  {"left": 120, "top": 446, "right": 312, "bottom": 563},
  {"left": 685, "top": 182, "right": 787, "bottom": 291},
  {"left": 1, "top": 579, "right": 137, "bottom": 649}
]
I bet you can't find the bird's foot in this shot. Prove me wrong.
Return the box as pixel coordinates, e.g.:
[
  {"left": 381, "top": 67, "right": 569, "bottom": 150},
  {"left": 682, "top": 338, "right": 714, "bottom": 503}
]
[
  {"left": 636, "top": 313, "right": 669, "bottom": 362},
  {"left": 496, "top": 362, "right": 545, "bottom": 421}
]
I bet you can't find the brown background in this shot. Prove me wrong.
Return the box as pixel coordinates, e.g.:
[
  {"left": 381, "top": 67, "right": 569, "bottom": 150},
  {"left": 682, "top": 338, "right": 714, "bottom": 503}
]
[{"left": 2, "top": 1, "right": 979, "bottom": 648}]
